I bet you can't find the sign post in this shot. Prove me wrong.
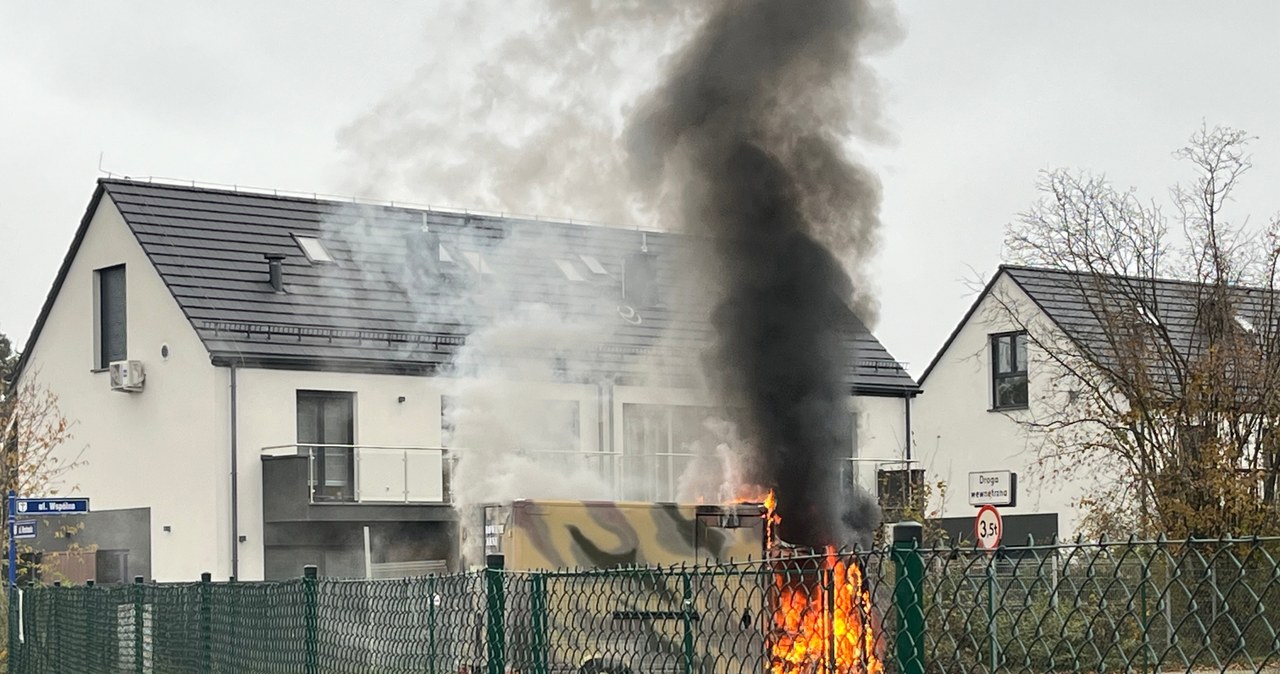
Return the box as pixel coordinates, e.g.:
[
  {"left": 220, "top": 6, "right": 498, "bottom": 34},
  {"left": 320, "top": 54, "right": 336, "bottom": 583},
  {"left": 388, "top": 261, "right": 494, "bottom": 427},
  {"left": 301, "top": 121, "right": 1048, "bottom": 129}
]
[
  {"left": 974, "top": 503, "right": 1003, "bottom": 672},
  {"left": 7, "top": 490, "right": 16, "bottom": 590}
]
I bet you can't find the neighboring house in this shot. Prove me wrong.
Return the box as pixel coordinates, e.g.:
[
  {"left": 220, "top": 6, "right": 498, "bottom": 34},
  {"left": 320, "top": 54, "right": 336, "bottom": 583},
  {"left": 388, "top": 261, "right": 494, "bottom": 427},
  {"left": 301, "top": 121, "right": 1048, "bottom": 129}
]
[
  {"left": 12, "top": 178, "right": 918, "bottom": 582},
  {"left": 915, "top": 263, "right": 1275, "bottom": 543}
]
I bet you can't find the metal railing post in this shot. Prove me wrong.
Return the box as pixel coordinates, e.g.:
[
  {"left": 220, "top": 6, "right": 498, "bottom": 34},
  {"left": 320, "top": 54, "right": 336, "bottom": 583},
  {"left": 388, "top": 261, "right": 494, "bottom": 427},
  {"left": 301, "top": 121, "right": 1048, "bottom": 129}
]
[
  {"left": 304, "top": 565, "right": 319, "bottom": 674},
  {"left": 200, "top": 572, "right": 212, "bottom": 674},
  {"left": 892, "top": 522, "right": 925, "bottom": 674},
  {"left": 485, "top": 554, "right": 505, "bottom": 674}
]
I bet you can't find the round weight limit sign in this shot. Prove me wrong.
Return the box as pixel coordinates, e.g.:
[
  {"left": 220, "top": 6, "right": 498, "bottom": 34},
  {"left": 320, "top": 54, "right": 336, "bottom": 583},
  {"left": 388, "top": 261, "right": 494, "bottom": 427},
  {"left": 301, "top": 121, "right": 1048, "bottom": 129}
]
[{"left": 974, "top": 504, "right": 1003, "bottom": 551}]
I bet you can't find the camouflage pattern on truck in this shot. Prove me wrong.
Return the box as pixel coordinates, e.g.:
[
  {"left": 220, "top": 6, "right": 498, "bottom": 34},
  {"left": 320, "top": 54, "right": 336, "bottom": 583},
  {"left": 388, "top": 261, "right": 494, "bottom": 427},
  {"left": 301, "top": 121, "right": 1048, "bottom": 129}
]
[
  {"left": 483, "top": 500, "right": 772, "bottom": 674},
  {"left": 485, "top": 500, "right": 768, "bottom": 570}
]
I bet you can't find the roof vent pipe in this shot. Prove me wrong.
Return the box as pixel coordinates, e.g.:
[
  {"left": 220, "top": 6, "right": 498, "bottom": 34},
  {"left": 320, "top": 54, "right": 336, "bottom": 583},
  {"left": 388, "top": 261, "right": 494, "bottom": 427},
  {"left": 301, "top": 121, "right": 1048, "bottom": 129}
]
[{"left": 264, "top": 253, "right": 286, "bottom": 293}]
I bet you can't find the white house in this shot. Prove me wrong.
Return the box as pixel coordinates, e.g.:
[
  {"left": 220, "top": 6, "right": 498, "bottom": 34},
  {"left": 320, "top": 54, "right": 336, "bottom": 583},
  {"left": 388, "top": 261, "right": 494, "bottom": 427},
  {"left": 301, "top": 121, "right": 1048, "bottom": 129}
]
[
  {"left": 12, "top": 178, "right": 919, "bottom": 582},
  {"left": 913, "top": 264, "right": 1263, "bottom": 544}
]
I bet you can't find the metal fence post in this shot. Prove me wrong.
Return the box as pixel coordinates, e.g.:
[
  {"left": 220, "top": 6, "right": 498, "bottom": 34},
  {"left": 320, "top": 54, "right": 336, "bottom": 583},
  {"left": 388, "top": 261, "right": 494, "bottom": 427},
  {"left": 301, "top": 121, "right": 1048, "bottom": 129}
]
[
  {"left": 681, "top": 570, "right": 696, "bottom": 674},
  {"left": 227, "top": 576, "right": 237, "bottom": 669},
  {"left": 200, "top": 572, "right": 212, "bottom": 674},
  {"left": 134, "top": 576, "right": 145, "bottom": 674},
  {"left": 427, "top": 575, "right": 438, "bottom": 674},
  {"left": 303, "top": 565, "right": 319, "bottom": 674},
  {"left": 530, "top": 573, "right": 549, "bottom": 674},
  {"left": 51, "top": 583, "right": 61, "bottom": 674},
  {"left": 892, "top": 522, "right": 925, "bottom": 674},
  {"left": 987, "top": 555, "right": 998, "bottom": 672},
  {"left": 485, "top": 554, "right": 505, "bottom": 674}
]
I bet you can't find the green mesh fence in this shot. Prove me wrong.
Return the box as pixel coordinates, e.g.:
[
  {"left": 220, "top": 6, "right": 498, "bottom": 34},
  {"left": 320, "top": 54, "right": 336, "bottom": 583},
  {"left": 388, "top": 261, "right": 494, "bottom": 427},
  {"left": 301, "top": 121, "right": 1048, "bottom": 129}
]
[{"left": 6, "top": 537, "right": 1280, "bottom": 674}]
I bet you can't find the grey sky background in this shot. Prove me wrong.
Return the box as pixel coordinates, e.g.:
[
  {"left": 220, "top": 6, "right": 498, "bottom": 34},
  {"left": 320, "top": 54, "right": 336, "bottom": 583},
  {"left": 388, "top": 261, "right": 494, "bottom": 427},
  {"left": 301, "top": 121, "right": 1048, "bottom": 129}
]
[{"left": 2, "top": 1, "right": 1278, "bottom": 378}]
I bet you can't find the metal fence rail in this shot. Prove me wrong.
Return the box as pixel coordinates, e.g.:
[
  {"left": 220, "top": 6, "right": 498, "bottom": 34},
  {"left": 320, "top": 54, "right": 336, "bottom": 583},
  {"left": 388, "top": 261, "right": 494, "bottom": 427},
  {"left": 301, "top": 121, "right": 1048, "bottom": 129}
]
[{"left": 7, "top": 536, "right": 1280, "bottom": 674}]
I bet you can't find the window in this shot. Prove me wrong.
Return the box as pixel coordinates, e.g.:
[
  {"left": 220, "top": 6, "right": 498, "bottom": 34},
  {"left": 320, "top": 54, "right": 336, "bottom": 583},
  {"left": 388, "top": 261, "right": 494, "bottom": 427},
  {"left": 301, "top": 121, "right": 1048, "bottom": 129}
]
[
  {"left": 991, "top": 332, "right": 1029, "bottom": 410},
  {"left": 1235, "top": 313, "right": 1256, "bottom": 333},
  {"left": 294, "top": 236, "right": 334, "bottom": 263},
  {"left": 441, "top": 396, "right": 580, "bottom": 452},
  {"left": 578, "top": 254, "right": 608, "bottom": 275},
  {"left": 462, "top": 251, "right": 493, "bottom": 274},
  {"left": 621, "top": 404, "right": 720, "bottom": 502},
  {"left": 297, "top": 391, "right": 356, "bottom": 501},
  {"left": 554, "top": 259, "right": 585, "bottom": 281},
  {"left": 95, "top": 265, "right": 127, "bottom": 369},
  {"left": 94, "top": 549, "right": 129, "bottom": 585}
]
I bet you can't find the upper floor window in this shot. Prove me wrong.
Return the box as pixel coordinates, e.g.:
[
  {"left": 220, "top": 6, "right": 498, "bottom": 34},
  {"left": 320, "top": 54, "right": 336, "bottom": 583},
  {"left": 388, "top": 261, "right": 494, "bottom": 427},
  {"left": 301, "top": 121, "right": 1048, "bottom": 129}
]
[
  {"left": 991, "top": 331, "right": 1028, "bottom": 410},
  {"left": 95, "top": 265, "right": 127, "bottom": 369}
]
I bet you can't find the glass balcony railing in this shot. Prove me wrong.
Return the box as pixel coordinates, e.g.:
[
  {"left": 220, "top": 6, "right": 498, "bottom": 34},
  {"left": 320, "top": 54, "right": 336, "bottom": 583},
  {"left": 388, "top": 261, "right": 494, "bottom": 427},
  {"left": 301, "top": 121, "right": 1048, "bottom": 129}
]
[{"left": 261, "top": 444, "right": 451, "bottom": 505}]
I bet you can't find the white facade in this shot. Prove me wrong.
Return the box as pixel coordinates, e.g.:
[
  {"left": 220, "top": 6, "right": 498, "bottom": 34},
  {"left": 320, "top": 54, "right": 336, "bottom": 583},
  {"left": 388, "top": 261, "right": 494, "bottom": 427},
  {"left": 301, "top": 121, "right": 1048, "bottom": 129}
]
[
  {"left": 17, "top": 197, "right": 228, "bottom": 581},
  {"left": 17, "top": 190, "right": 916, "bottom": 581},
  {"left": 914, "top": 273, "right": 1092, "bottom": 537}
]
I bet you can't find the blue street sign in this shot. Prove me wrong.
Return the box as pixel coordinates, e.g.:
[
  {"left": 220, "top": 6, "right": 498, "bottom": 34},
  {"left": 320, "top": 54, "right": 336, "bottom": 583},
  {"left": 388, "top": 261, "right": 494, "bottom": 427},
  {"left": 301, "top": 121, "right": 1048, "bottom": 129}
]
[
  {"left": 12, "top": 521, "right": 36, "bottom": 540},
  {"left": 14, "top": 498, "right": 90, "bottom": 516}
]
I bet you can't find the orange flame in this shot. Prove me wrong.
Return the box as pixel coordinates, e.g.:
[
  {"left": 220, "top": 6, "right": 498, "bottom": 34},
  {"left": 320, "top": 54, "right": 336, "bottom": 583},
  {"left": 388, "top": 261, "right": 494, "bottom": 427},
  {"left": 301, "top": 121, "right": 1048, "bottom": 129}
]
[{"left": 764, "top": 492, "right": 882, "bottom": 674}]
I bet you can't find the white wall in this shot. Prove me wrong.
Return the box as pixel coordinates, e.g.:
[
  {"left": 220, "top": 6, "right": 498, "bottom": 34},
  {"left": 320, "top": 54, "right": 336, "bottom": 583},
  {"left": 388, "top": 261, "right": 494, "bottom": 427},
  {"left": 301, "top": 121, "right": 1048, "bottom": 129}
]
[
  {"left": 18, "top": 195, "right": 225, "bottom": 582},
  {"left": 852, "top": 395, "right": 911, "bottom": 493},
  {"left": 232, "top": 369, "right": 599, "bottom": 580},
  {"left": 914, "top": 273, "right": 1090, "bottom": 536}
]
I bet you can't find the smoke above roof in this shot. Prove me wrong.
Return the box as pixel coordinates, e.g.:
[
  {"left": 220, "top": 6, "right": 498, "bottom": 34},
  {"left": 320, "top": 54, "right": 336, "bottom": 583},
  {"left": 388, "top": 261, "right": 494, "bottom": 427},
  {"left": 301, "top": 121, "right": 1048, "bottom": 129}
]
[
  {"left": 625, "top": 0, "right": 900, "bottom": 548},
  {"left": 335, "top": 0, "right": 903, "bottom": 552}
]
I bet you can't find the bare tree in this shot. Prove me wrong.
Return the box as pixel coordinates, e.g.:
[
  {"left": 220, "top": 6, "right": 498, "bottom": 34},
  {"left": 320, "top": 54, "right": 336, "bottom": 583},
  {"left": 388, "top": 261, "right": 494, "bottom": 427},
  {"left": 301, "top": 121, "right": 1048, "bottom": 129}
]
[
  {"left": 998, "top": 125, "right": 1280, "bottom": 538},
  {"left": 1, "top": 367, "right": 85, "bottom": 585}
]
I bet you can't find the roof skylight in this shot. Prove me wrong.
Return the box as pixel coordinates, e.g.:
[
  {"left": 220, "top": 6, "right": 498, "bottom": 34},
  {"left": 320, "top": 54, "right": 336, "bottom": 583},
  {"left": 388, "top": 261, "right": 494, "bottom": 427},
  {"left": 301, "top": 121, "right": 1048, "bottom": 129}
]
[
  {"left": 1136, "top": 304, "right": 1161, "bottom": 326},
  {"left": 295, "top": 236, "right": 334, "bottom": 263},
  {"left": 555, "top": 259, "right": 585, "bottom": 282},
  {"left": 462, "top": 251, "right": 493, "bottom": 274},
  {"left": 579, "top": 254, "right": 608, "bottom": 275}
]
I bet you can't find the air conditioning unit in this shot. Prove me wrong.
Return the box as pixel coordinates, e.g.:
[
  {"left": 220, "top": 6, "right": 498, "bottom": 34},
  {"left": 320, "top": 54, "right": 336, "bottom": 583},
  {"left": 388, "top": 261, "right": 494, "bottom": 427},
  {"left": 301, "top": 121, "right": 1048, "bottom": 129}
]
[{"left": 109, "top": 360, "right": 145, "bottom": 392}]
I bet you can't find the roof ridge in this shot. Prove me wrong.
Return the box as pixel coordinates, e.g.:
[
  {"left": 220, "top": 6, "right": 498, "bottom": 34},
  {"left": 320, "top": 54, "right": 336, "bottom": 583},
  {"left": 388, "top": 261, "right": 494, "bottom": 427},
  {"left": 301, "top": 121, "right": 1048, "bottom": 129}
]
[
  {"left": 98, "top": 176, "right": 660, "bottom": 235},
  {"left": 1001, "top": 262, "right": 1274, "bottom": 294}
]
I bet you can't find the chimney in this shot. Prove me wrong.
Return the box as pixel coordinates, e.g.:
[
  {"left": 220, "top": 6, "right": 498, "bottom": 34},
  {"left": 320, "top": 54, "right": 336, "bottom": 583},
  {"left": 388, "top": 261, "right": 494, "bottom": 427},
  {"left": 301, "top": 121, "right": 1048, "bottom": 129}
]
[
  {"left": 264, "top": 253, "right": 286, "bottom": 293},
  {"left": 623, "top": 250, "right": 659, "bottom": 308},
  {"left": 405, "top": 214, "right": 441, "bottom": 281}
]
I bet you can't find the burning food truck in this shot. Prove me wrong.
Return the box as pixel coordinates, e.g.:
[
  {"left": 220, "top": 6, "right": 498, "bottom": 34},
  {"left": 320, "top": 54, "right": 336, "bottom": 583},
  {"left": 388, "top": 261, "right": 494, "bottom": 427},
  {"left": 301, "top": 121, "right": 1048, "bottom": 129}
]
[{"left": 461, "top": 496, "right": 882, "bottom": 674}]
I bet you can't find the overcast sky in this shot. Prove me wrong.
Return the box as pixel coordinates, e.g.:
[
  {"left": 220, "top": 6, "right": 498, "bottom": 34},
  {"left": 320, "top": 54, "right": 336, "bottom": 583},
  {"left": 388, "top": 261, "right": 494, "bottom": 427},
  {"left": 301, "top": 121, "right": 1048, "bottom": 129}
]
[{"left": 2, "top": 1, "right": 1278, "bottom": 378}]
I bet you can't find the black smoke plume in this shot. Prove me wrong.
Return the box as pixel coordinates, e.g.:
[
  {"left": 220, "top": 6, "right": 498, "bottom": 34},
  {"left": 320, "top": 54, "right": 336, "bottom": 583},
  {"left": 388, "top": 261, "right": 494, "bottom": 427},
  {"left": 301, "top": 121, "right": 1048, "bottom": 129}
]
[{"left": 626, "top": 0, "right": 898, "bottom": 548}]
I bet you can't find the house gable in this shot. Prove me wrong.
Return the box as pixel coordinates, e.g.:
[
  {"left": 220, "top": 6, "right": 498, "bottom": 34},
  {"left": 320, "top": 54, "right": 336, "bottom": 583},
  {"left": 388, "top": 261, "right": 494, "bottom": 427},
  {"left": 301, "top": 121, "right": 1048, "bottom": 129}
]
[{"left": 15, "top": 190, "right": 226, "bottom": 581}]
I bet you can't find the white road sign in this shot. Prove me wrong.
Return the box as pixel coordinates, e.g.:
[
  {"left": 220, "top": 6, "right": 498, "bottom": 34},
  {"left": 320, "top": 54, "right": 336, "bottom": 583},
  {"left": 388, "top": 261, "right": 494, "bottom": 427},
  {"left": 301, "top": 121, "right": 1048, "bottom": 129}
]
[
  {"left": 974, "top": 505, "right": 1003, "bottom": 551},
  {"left": 968, "top": 471, "right": 1017, "bottom": 507}
]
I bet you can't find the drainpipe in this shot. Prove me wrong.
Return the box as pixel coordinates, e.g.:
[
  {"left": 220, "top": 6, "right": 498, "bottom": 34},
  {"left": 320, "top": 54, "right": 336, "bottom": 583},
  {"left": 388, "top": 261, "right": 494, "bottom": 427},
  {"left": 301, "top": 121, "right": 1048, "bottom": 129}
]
[
  {"left": 904, "top": 395, "right": 913, "bottom": 462},
  {"left": 597, "top": 378, "right": 615, "bottom": 491},
  {"left": 230, "top": 364, "right": 240, "bottom": 579}
]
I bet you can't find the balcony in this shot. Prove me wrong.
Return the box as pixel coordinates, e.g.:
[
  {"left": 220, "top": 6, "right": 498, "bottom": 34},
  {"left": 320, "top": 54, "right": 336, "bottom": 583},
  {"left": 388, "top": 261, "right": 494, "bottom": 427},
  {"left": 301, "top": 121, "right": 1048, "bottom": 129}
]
[{"left": 260, "top": 445, "right": 455, "bottom": 525}]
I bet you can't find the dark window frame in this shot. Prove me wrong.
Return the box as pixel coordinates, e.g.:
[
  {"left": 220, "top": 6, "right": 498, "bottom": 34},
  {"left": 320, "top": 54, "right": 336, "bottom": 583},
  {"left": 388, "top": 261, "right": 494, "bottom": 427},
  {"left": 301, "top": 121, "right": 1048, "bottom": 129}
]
[
  {"left": 95, "top": 265, "right": 127, "bottom": 369},
  {"left": 990, "top": 331, "right": 1029, "bottom": 411},
  {"left": 296, "top": 390, "right": 356, "bottom": 501}
]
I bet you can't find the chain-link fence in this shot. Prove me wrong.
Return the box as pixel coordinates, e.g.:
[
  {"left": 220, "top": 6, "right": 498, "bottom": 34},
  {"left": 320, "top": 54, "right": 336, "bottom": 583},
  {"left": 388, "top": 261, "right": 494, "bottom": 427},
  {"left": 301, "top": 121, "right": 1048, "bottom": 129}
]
[{"left": 6, "top": 537, "right": 1280, "bottom": 673}]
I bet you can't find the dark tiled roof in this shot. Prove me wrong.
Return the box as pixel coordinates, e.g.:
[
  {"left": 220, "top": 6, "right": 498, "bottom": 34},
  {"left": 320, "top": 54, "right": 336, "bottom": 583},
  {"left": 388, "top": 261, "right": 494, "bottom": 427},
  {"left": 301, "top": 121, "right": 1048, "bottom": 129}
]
[
  {"left": 1005, "top": 265, "right": 1275, "bottom": 378},
  {"left": 920, "top": 263, "right": 1273, "bottom": 388},
  {"left": 91, "top": 179, "right": 916, "bottom": 395}
]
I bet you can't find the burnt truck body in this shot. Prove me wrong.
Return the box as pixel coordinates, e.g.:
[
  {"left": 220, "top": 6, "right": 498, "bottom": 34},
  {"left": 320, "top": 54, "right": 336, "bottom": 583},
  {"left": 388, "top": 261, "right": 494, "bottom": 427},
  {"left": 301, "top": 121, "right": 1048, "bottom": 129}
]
[{"left": 476, "top": 499, "right": 774, "bottom": 674}]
